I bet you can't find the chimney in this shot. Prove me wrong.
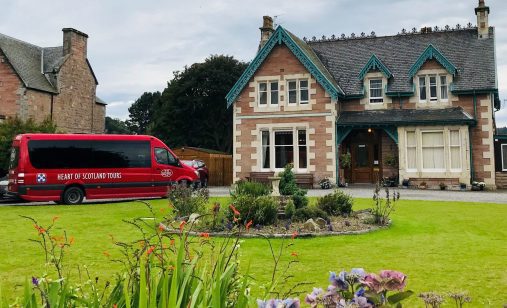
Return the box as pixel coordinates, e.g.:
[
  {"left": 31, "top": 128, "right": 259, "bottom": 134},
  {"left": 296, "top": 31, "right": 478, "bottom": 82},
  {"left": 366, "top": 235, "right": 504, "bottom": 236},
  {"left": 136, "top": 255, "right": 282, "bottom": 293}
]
[
  {"left": 475, "top": 0, "right": 490, "bottom": 39},
  {"left": 62, "top": 28, "right": 89, "bottom": 58},
  {"left": 258, "top": 16, "right": 274, "bottom": 51}
]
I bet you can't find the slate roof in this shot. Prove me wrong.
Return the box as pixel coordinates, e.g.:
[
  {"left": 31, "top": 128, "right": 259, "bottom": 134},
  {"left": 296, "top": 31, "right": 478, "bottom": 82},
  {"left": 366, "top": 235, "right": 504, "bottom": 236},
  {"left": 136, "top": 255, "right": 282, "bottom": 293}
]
[
  {"left": 0, "top": 32, "right": 100, "bottom": 97},
  {"left": 336, "top": 107, "right": 476, "bottom": 126},
  {"left": 0, "top": 33, "right": 58, "bottom": 93},
  {"left": 308, "top": 28, "right": 496, "bottom": 96}
]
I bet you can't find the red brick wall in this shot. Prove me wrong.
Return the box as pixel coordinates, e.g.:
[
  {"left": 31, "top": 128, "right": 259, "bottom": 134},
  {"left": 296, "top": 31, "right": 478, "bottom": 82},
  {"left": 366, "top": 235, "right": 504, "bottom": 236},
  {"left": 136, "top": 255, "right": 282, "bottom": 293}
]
[
  {"left": 0, "top": 50, "right": 23, "bottom": 119},
  {"left": 233, "top": 44, "right": 336, "bottom": 184}
]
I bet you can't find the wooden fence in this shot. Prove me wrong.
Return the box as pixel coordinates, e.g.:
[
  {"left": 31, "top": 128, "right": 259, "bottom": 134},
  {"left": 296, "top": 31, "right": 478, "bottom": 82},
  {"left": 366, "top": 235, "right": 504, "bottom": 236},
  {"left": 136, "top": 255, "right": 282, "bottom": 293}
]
[{"left": 173, "top": 147, "right": 233, "bottom": 186}]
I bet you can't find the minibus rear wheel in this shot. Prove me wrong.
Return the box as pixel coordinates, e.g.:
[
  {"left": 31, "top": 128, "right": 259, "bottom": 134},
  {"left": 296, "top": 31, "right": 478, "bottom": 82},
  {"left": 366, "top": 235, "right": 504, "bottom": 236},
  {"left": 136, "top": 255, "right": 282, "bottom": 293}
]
[{"left": 62, "top": 186, "right": 84, "bottom": 205}]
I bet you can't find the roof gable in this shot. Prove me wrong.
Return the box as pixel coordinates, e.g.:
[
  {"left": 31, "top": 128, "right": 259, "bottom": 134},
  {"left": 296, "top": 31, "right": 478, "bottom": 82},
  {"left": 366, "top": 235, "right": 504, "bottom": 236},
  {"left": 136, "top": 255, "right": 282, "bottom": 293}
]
[
  {"left": 226, "top": 26, "right": 343, "bottom": 107},
  {"left": 358, "top": 54, "right": 392, "bottom": 80},
  {"left": 408, "top": 44, "right": 457, "bottom": 78}
]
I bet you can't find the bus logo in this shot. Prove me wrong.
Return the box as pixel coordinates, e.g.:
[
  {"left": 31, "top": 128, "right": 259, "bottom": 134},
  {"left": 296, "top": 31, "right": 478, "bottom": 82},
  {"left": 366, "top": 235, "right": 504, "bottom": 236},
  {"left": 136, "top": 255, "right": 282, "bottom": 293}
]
[
  {"left": 161, "top": 169, "right": 173, "bottom": 178},
  {"left": 36, "top": 173, "right": 47, "bottom": 184}
]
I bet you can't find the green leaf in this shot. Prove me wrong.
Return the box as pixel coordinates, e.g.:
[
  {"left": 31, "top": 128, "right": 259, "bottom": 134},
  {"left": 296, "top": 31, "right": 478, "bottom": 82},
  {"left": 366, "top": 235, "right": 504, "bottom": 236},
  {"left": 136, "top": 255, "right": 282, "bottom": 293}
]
[
  {"left": 139, "top": 256, "right": 148, "bottom": 308},
  {"left": 387, "top": 290, "right": 414, "bottom": 304}
]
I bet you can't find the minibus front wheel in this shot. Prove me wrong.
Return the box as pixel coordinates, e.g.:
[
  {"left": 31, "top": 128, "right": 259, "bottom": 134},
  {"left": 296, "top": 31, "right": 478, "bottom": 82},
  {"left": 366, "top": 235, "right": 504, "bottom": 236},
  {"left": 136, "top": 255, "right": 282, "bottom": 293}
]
[{"left": 62, "top": 186, "right": 84, "bottom": 205}]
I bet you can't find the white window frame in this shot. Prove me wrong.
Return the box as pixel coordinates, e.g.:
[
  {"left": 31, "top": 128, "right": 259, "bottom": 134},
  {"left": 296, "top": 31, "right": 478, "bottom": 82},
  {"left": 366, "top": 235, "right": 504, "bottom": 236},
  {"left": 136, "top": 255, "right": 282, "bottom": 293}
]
[
  {"left": 501, "top": 144, "right": 507, "bottom": 171},
  {"left": 286, "top": 79, "right": 309, "bottom": 106},
  {"left": 259, "top": 127, "right": 308, "bottom": 172},
  {"left": 420, "top": 130, "right": 446, "bottom": 172},
  {"left": 449, "top": 130, "right": 462, "bottom": 171},
  {"left": 405, "top": 131, "right": 418, "bottom": 172},
  {"left": 258, "top": 81, "right": 279, "bottom": 107},
  {"left": 417, "top": 74, "right": 450, "bottom": 103},
  {"left": 369, "top": 79, "right": 384, "bottom": 103}
]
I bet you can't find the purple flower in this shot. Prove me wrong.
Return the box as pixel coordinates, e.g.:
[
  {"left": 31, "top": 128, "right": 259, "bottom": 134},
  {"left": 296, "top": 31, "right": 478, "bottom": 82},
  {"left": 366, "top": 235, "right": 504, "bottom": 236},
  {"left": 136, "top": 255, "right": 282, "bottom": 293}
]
[
  {"left": 329, "top": 271, "right": 349, "bottom": 290},
  {"left": 305, "top": 287, "right": 323, "bottom": 304},
  {"left": 379, "top": 270, "right": 407, "bottom": 291},
  {"left": 31, "top": 276, "right": 39, "bottom": 286},
  {"left": 258, "top": 298, "right": 300, "bottom": 308}
]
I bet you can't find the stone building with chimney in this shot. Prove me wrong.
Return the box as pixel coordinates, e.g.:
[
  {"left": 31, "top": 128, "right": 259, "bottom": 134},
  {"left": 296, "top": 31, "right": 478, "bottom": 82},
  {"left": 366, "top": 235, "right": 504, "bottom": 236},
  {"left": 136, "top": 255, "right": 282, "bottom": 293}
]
[
  {"left": 0, "top": 28, "right": 106, "bottom": 133},
  {"left": 227, "top": 1, "right": 502, "bottom": 189}
]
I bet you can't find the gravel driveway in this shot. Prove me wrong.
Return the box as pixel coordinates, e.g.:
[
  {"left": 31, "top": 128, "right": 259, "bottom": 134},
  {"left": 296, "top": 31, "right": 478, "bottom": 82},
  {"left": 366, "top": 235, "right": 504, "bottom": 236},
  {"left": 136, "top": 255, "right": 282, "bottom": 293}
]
[{"left": 209, "top": 185, "right": 507, "bottom": 204}]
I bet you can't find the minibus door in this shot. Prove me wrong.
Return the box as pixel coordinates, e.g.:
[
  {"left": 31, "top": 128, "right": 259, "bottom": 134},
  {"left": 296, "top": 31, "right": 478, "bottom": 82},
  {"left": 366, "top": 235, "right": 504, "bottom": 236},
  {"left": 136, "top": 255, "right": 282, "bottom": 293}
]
[{"left": 152, "top": 147, "right": 177, "bottom": 195}]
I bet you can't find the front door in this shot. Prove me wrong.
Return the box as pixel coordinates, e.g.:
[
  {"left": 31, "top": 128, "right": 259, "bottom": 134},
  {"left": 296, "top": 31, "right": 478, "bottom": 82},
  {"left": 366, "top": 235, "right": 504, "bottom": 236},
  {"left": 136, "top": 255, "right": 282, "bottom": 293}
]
[{"left": 351, "top": 143, "right": 373, "bottom": 183}]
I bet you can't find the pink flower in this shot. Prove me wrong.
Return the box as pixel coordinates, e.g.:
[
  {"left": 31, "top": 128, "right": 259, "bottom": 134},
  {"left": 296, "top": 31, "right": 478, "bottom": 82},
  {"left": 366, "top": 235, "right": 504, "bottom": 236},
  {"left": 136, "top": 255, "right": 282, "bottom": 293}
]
[{"left": 379, "top": 270, "right": 407, "bottom": 291}]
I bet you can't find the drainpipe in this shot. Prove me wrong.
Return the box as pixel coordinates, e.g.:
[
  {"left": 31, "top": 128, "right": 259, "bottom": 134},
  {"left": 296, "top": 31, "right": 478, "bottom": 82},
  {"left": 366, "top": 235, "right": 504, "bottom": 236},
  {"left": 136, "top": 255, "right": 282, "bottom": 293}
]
[
  {"left": 50, "top": 94, "right": 54, "bottom": 121},
  {"left": 336, "top": 125, "right": 340, "bottom": 186},
  {"left": 469, "top": 93, "right": 477, "bottom": 183}
]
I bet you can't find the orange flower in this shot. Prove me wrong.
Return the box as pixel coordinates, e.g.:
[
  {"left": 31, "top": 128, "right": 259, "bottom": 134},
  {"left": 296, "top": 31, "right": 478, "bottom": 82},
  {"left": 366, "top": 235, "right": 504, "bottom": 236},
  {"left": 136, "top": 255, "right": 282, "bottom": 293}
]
[
  {"left": 291, "top": 231, "right": 298, "bottom": 240},
  {"left": 245, "top": 220, "right": 253, "bottom": 231},
  {"left": 168, "top": 265, "right": 175, "bottom": 271},
  {"left": 59, "top": 243, "right": 65, "bottom": 248},
  {"left": 103, "top": 251, "right": 111, "bottom": 257},
  {"left": 52, "top": 216, "right": 59, "bottom": 223},
  {"left": 170, "top": 239, "right": 175, "bottom": 246},
  {"left": 69, "top": 236, "right": 75, "bottom": 245},
  {"left": 113, "top": 304, "right": 118, "bottom": 308},
  {"left": 199, "top": 232, "right": 210, "bottom": 238},
  {"left": 291, "top": 251, "right": 298, "bottom": 257},
  {"left": 34, "top": 224, "right": 46, "bottom": 234},
  {"left": 229, "top": 204, "right": 240, "bottom": 216},
  {"left": 158, "top": 224, "right": 165, "bottom": 232},
  {"left": 179, "top": 221, "right": 187, "bottom": 232},
  {"left": 146, "top": 246, "right": 155, "bottom": 255}
]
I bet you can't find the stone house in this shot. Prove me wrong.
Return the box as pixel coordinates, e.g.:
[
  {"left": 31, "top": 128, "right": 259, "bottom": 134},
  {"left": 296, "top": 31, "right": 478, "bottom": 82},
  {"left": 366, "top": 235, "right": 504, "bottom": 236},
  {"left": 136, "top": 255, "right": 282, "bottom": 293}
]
[
  {"left": 226, "top": 1, "right": 501, "bottom": 189},
  {"left": 0, "top": 28, "right": 106, "bottom": 133}
]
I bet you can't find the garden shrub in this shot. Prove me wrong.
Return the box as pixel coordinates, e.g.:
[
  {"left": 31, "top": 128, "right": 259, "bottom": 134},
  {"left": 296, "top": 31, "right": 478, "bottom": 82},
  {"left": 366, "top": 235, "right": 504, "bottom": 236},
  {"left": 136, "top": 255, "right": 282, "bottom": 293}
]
[
  {"left": 294, "top": 206, "right": 328, "bottom": 222},
  {"left": 278, "top": 164, "right": 308, "bottom": 209},
  {"left": 231, "top": 179, "right": 271, "bottom": 198},
  {"left": 167, "top": 185, "right": 208, "bottom": 217},
  {"left": 284, "top": 199, "right": 296, "bottom": 219},
  {"left": 316, "top": 190, "right": 353, "bottom": 216},
  {"left": 229, "top": 194, "right": 278, "bottom": 225}
]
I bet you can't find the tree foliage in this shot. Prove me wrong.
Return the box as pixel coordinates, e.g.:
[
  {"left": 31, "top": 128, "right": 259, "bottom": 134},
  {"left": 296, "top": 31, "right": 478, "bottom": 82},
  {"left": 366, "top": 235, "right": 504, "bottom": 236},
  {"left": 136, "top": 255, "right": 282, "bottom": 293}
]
[
  {"left": 151, "top": 55, "right": 247, "bottom": 153},
  {"left": 0, "top": 117, "right": 56, "bottom": 175},
  {"left": 105, "top": 116, "right": 131, "bottom": 134},
  {"left": 126, "top": 91, "right": 161, "bottom": 134}
]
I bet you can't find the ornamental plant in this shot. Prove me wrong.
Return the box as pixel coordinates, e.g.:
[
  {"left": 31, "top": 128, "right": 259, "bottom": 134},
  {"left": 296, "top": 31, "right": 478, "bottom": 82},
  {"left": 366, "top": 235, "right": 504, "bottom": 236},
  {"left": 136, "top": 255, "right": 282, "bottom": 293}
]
[
  {"left": 372, "top": 184, "right": 400, "bottom": 225},
  {"left": 305, "top": 268, "right": 413, "bottom": 307}
]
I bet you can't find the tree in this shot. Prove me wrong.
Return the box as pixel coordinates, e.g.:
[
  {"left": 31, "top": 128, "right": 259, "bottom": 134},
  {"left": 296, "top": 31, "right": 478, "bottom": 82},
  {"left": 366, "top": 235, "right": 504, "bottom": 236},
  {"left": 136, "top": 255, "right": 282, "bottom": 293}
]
[
  {"left": 126, "top": 91, "right": 161, "bottom": 134},
  {"left": 151, "top": 55, "right": 247, "bottom": 153},
  {"left": 105, "top": 117, "right": 131, "bottom": 134},
  {"left": 0, "top": 117, "right": 56, "bottom": 175}
]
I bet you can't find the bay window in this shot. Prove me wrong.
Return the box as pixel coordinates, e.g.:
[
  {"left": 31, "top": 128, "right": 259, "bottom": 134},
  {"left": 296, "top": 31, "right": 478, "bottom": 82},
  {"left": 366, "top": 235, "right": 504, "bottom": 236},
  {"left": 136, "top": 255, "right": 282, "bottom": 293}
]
[
  {"left": 405, "top": 128, "right": 463, "bottom": 172},
  {"left": 260, "top": 128, "right": 308, "bottom": 171}
]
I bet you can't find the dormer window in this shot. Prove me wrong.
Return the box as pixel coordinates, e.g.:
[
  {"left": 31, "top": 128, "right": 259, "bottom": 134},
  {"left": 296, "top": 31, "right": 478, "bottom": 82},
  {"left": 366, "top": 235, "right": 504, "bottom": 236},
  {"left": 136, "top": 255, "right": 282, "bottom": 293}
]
[
  {"left": 287, "top": 79, "right": 309, "bottom": 105},
  {"left": 258, "top": 81, "right": 278, "bottom": 106},
  {"left": 369, "top": 79, "right": 384, "bottom": 103},
  {"left": 418, "top": 74, "right": 449, "bottom": 103}
]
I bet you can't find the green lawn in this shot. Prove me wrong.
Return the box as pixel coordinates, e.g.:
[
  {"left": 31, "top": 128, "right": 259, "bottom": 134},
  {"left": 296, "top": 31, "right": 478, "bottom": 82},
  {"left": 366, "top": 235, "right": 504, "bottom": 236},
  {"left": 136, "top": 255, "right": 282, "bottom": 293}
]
[{"left": 0, "top": 197, "right": 506, "bottom": 306}]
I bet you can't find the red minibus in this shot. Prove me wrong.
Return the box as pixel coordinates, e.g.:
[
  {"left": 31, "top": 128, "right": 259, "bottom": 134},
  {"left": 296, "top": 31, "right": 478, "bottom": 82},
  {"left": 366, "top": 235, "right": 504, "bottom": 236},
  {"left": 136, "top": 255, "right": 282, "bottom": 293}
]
[{"left": 6, "top": 134, "right": 200, "bottom": 204}]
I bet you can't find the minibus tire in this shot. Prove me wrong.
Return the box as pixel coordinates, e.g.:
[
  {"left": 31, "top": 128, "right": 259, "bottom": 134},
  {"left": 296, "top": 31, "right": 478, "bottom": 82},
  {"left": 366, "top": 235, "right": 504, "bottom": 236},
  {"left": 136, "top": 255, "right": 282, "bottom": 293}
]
[{"left": 63, "top": 186, "right": 84, "bottom": 205}]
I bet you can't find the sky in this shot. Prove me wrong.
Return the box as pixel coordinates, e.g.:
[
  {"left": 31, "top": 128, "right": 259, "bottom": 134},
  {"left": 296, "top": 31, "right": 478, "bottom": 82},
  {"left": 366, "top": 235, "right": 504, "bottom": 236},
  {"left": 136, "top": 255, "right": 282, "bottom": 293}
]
[{"left": 1, "top": 0, "right": 506, "bottom": 125}]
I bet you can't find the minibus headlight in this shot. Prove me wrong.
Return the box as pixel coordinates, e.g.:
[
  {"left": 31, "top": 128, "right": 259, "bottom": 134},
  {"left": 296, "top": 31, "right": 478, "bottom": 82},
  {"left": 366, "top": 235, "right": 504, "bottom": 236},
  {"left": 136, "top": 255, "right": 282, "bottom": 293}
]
[{"left": 18, "top": 173, "right": 25, "bottom": 178}]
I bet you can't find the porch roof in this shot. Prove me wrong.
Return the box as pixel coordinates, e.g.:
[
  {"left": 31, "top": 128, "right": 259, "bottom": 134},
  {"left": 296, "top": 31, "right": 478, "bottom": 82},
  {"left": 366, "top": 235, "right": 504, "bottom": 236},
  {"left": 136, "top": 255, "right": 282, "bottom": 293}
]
[{"left": 336, "top": 107, "right": 476, "bottom": 127}]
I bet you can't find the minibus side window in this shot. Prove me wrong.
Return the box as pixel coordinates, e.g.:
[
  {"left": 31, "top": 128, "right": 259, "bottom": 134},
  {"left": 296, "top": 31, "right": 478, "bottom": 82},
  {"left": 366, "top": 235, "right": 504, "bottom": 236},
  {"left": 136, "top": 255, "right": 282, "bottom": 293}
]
[{"left": 155, "top": 148, "right": 178, "bottom": 166}]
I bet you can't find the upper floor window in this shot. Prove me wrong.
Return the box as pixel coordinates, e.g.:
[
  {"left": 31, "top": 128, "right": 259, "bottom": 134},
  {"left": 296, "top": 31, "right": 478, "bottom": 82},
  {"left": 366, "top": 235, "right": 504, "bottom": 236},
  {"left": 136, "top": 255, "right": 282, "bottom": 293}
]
[
  {"left": 258, "top": 81, "right": 278, "bottom": 106},
  {"left": 287, "top": 79, "right": 309, "bottom": 105},
  {"left": 418, "top": 75, "right": 449, "bottom": 103},
  {"left": 369, "top": 79, "right": 383, "bottom": 103}
]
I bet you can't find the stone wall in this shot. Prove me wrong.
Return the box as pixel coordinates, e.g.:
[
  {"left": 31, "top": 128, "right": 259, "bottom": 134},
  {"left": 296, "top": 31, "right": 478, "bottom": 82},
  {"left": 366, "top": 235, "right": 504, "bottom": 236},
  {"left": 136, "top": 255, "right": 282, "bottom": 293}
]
[{"left": 93, "top": 103, "right": 106, "bottom": 133}]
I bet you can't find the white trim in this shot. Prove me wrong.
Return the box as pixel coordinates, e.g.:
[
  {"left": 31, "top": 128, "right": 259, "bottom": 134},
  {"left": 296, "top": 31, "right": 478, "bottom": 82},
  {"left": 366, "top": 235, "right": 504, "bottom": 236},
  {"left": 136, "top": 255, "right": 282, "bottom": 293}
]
[
  {"left": 502, "top": 144, "right": 507, "bottom": 171},
  {"left": 448, "top": 129, "right": 462, "bottom": 172},
  {"left": 237, "top": 112, "right": 332, "bottom": 120}
]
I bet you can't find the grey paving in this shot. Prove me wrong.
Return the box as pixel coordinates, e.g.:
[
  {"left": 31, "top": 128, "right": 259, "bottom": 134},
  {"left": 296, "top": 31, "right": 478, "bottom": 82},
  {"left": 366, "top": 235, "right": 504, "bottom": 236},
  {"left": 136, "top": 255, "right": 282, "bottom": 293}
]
[{"left": 209, "top": 185, "right": 507, "bottom": 204}]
